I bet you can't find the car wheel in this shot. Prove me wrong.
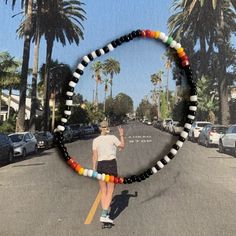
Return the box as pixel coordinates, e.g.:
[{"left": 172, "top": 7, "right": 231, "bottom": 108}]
[
  {"left": 234, "top": 143, "right": 236, "bottom": 157},
  {"left": 219, "top": 141, "right": 224, "bottom": 153},
  {"left": 205, "top": 140, "right": 209, "bottom": 148},
  {"left": 198, "top": 138, "right": 201, "bottom": 145},
  {"left": 34, "top": 145, "right": 38, "bottom": 153},
  {"left": 9, "top": 151, "right": 13, "bottom": 163},
  {"left": 22, "top": 148, "right": 27, "bottom": 158}
]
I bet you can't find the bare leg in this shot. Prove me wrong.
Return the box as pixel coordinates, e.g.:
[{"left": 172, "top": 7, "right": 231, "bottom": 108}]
[
  {"left": 104, "top": 182, "right": 115, "bottom": 210},
  {"left": 99, "top": 180, "right": 107, "bottom": 209}
]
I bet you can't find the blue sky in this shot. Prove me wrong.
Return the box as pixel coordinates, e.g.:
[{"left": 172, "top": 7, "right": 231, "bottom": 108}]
[{"left": 0, "top": 1, "right": 186, "bottom": 108}]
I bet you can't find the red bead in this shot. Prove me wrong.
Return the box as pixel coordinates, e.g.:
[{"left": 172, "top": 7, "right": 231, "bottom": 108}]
[
  {"left": 141, "top": 30, "right": 146, "bottom": 37},
  {"left": 71, "top": 162, "right": 78, "bottom": 169},
  {"left": 67, "top": 158, "right": 78, "bottom": 169},
  {"left": 67, "top": 158, "right": 74, "bottom": 166},
  {"left": 145, "top": 30, "right": 152, "bottom": 38},
  {"left": 182, "top": 60, "right": 190, "bottom": 67},
  {"left": 181, "top": 55, "right": 189, "bottom": 61},
  {"left": 114, "top": 177, "right": 119, "bottom": 184},
  {"left": 118, "top": 177, "right": 124, "bottom": 184}
]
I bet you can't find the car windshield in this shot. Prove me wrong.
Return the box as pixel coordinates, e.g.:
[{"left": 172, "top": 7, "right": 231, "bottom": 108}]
[
  {"left": 197, "top": 123, "right": 210, "bottom": 127},
  {"left": 212, "top": 126, "right": 227, "bottom": 133},
  {"left": 9, "top": 134, "right": 24, "bottom": 142},
  {"left": 35, "top": 132, "right": 46, "bottom": 137}
]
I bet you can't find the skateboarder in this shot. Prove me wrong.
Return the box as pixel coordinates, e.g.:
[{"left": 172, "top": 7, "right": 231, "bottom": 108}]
[{"left": 92, "top": 120, "right": 125, "bottom": 224}]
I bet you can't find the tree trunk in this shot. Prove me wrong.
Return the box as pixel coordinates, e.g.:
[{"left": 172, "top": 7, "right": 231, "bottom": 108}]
[
  {"left": 110, "top": 73, "right": 113, "bottom": 98},
  {"left": 43, "top": 37, "right": 53, "bottom": 132},
  {"left": 0, "top": 89, "right": 2, "bottom": 122},
  {"left": 16, "top": 0, "right": 33, "bottom": 132},
  {"left": 29, "top": 30, "right": 40, "bottom": 132},
  {"left": 7, "top": 88, "right": 12, "bottom": 120}
]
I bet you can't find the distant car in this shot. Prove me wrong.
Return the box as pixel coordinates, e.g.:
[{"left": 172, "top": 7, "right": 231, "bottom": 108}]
[
  {"left": 147, "top": 121, "right": 152, "bottom": 125},
  {"left": 8, "top": 132, "right": 37, "bottom": 157},
  {"left": 198, "top": 124, "right": 227, "bottom": 147},
  {"left": 34, "top": 131, "right": 54, "bottom": 149},
  {"left": 161, "top": 118, "right": 173, "bottom": 131},
  {"left": 92, "top": 124, "right": 100, "bottom": 133},
  {"left": 63, "top": 126, "right": 73, "bottom": 143},
  {"left": 171, "top": 122, "right": 184, "bottom": 135},
  {"left": 188, "top": 121, "right": 212, "bottom": 142},
  {"left": 0, "top": 133, "right": 14, "bottom": 162},
  {"left": 219, "top": 124, "right": 236, "bottom": 156},
  {"left": 68, "top": 124, "right": 84, "bottom": 140},
  {"left": 83, "top": 125, "right": 94, "bottom": 135}
]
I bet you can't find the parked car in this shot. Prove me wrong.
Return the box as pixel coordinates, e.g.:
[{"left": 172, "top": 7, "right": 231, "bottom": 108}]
[
  {"left": 188, "top": 121, "right": 212, "bottom": 142},
  {"left": 161, "top": 118, "right": 173, "bottom": 131},
  {"left": 83, "top": 125, "right": 95, "bottom": 135},
  {"left": 63, "top": 126, "right": 73, "bottom": 143},
  {"left": 219, "top": 124, "right": 236, "bottom": 156},
  {"left": 34, "top": 131, "right": 54, "bottom": 149},
  {"left": 68, "top": 124, "right": 85, "bottom": 140},
  {"left": 153, "top": 120, "right": 163, "bottom": 129},
  {"left": 147, "top": 120, "right": 152, "bottom": 125},
  {"left": 0, "top": 133, "right": 14, "bottom": 162},
  {"left": 8, "top": 132, "right": 37, "bottom": 157},
  {"left": 171, "top": 122, "right": 184, "bottom": 135},
  {"left": 198, "top": 124, "right": 227, "bottom": 147},
  {"left": 92, "top": 124, "right": 100, "bottom": 134}
]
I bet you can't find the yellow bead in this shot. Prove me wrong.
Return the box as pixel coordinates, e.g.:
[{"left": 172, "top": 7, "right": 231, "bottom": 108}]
[
  {"left": 105, "top": 174, "right": 110, "bottom": 182},
  {"left": 177, "top": 47, "right": 184, "bottom": 53},
  {"left": 154, "top": 31, "right": 160, "bottom": 38},
  {"left": 79, "top": 167, "right": 84, "bottom": 175}
]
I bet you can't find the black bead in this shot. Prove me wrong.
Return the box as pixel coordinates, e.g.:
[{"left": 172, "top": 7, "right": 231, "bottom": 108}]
[
  {"left": 71, "top": 76, "right": 79, "bottom": 83},
  {"left": 64, "top": 114, "right": 69, "bottom": 119},
  {"left": 136, "top": 176, "right": 142, "bottom": 182},
  {"left": 127, "top": 178, "right": 133, "bottom": 184},
  {"left": 123, "top": 35, "right": 130, "bottom": 42},
  {"left": 75, "top": 68, "right": 83, "bottom": 75},
  {"left": 123, "top": 178, "right": 128, "bottom": 184},
  {"left": 186, "top": 118, "right": 194, "bottom": 124},
  {"left": 87, "top": 53, "right": 94, "bottom": 61},
  {"left": 130, "top": 175, "right": 137, "bottom": 182},
  {"left": 95, "top": 49, "right": 101, "bottom": 57},
  {"left": 66, "top": 96, "right": 72, "bottom": 100},
  {"left": 179, "top": 136, "right": 186, "bottom": 142},
  {"left": 81, "top": 60, "right": 88, "bottom": 67},
  {"left": 189, "top": 101, "right": 198, "bottom": 106},
  {"left": 111, "top": 40, "right": 117, "bottom": 48},
  {"left": 167, "top": 152, "right": 175, "bottom": 159},
  {"left": 103, "top": 46, "right": 109, "bottom": 53},
  {"left": 140, "top": 174, "right": 146, "bottom": 180},
  {"left": 136, "top": 29, "right": 142, "bottom": 37},
  {"left": 154, "top": 164, "right": 161, "bottom": 171},
  {"left": 184, "top": 127, "right": 190, "bottom": 133},
  {"left": 144, "top": 172, "right": 150, "bottom": 178},
  {"left": 115, "top": 38, "right": 122, "bottom": 46},
  {"left": 188, "top": 110, "right": 196, "bottom": 116},
  {"left": 120, "top": 36, "right": 126, "bottom": 42},
  {"left": 67, "top": 86, "right": 74, "bottom": 92},
  {"left": 131, "top": 31, "right": 137, "bottom": 38},
  {"left": 172, "top": 144, "right": 180, "bottom": 150},
  {"left": 128, "top": 33, "right": 133, "bottom": 40},
  {"left": 161, "top": 158, "right": 168, "bottom": 165},
  {"left": 65, "top": 106, "right": 71, "bottom": 111},
  {"left": 147, "top": 168, "right": 153, "bottom": 176}
]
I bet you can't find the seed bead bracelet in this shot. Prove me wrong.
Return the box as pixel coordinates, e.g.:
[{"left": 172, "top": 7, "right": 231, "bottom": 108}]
[{"left": 54, "top": 29, "right": 197, "bottom": 184}]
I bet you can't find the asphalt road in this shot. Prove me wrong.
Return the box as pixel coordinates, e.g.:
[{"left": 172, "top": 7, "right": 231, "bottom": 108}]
[{"left": 0, "top": 121, "right": 236, "bottom": 236}]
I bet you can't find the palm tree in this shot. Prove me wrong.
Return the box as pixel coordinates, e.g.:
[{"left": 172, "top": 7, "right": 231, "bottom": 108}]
[
  {"left": 168, "top": 0, "right": 236, "bottom": 125},
  {"left": 103, "top": 58, "right": 120, "bottom": 98},
  {"left": 91, "top": 61, "right": 103, "bottom": 105},
  {"left": 102, "top": 78, "right": 109, "bottom": 113},
  {"left": 0, "top": 52, "right": 21, "bottom": 120}
]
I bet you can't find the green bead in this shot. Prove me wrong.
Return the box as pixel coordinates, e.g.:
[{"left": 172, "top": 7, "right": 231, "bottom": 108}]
[{"left": 166, "top": 37, "right": 173, "bottom": 45}]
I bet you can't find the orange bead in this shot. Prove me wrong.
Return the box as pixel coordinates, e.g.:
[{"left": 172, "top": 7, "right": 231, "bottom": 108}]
[
  {"left": 149, "top": 31, "right": 155, "bottom": 38},
  {"left": 154, "top": 31, "right": 160, "bottom": 38},
  {"left": 178, "top": 51, "right": 186, "bottom": 58},
  {"left": 75, "top": 164, "right": 81, "bottom": 173},
  {"left": 109, "top": 175, "right": 115, "bottom": 183}
]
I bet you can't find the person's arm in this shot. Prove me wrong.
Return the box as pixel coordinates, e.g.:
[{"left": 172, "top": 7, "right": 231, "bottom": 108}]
[
  {"left": 118, "top": 126, "right": 125, "bottom": 149},
  {"left": 92, "top": 149, "right": 98, "bottom": 170}
]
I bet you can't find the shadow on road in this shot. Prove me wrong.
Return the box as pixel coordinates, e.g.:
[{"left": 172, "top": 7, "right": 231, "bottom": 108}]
[{"left": 109, "top": 190, "right": 138, "bottom": 220}]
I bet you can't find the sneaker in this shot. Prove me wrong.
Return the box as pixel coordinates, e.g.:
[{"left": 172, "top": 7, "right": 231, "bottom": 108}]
[{"left": 100, "top": 215, "right": 113, "bottom": 223}]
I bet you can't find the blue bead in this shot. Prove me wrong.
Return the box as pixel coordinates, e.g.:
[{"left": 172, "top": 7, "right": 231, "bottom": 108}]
[{"left": 92, "top": 171, "right": 98, "bottom": 178}]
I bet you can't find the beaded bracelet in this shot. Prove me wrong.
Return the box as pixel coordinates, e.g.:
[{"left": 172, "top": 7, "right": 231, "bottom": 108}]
[{"left": 55, "top": 29, "right": 197, "bottom": 184}]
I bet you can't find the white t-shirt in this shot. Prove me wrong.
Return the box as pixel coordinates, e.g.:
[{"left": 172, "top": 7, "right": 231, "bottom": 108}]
[{"left": 92, "top": 135, "right": 121, "bottom": 161}]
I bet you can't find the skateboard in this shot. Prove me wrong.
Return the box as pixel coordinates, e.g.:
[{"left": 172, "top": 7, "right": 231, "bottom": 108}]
[{"left": 101, "top": 222, "right": 115, "bottom": 229}]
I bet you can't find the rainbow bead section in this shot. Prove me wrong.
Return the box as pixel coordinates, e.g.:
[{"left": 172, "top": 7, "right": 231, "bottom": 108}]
[{"left": 55, "top": 29, "right": 197, "bottom": 184}]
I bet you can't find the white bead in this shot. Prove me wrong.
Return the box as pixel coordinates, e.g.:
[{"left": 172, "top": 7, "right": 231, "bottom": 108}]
[
  {"left": 66, "top": 100, "right": 73, "bottom": 106},
  {"left": 99, "top": 49, "right": 105, "bottom": 55},
  {"left": 189, "top": 106, "right": 197, "bottom": 111},
  {"left": 83, "top": 55, "right": 90, "bottom": 63},
  {"left": 83, "top": 169, "right": 88, "bottom": 176},
  {"left": 97, "top": 173, "right": 102, "bottom": 180},
  {"left": 190, "top": 95, "right": 198, "bottom": 101},
  {"left": 88, "top": 169, "right": 93, "bottom": 177},
  {"left": 66, "top": 91, "right": 73, "bottom": 96},
  {"left": 73, "top": 72, "right": 80, "bottom": 80},
  {"left": 69, "top": 81, "right": 76, "bottom": 88},
  {"left": 162, "top": 35, "right": 168, "bottom": 43},
  {"left": 174, "top": 43, "right": 181, "bottom": 50},
  {"left": 151, "top": 167, "right": 158, "bottom": 174},
  {"left": 57, "top": 125, "right": 65, "bottom": 131},
  {"left": 187, "top": 114, "right": 195, "bottom": 120},
  {"left": 61, "top": 118, "right": 68, "bottom": 123},
  {"left": 176, "top": 140, "right": 184, "bottom": 148},
  {"left": 170, "top": 40, "right": 177, "bottom": 48},
  {"left": 170, "top": 148, "right": 177, "bottom": 155},
  {"left": 159, "top": 32, "right": 166, "bottom": 40},
  {"left": 64, "top": 110, "right": 71, "bottom": 115},
  {"left": 180, "top": 131, "right": 188, "bottom": 139},
  {"left": 77, "top": 63, "right": 84, "bottom": 70},
  {"left": 107, "top": 43, "right": 114, "bottom": 51},
  {"left": 184, "top": 123, "right": 192, "bottom": 129},
  {"left": 164, "top": 155, "right": 171, "bottom": 163},
  {"left": 157, "top": 161, "right": 164, "bottom": 169},
  {"left": 101, "top": 173, "right": 106, "bottom": 181},
  {"left": 91, "top": 51, "right": 97, "bottom": 59}
]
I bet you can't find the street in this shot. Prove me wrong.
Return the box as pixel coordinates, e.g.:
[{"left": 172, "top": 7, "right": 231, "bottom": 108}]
[{"left": 0, "top": 121, "right": 236, "bottom": 236}]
